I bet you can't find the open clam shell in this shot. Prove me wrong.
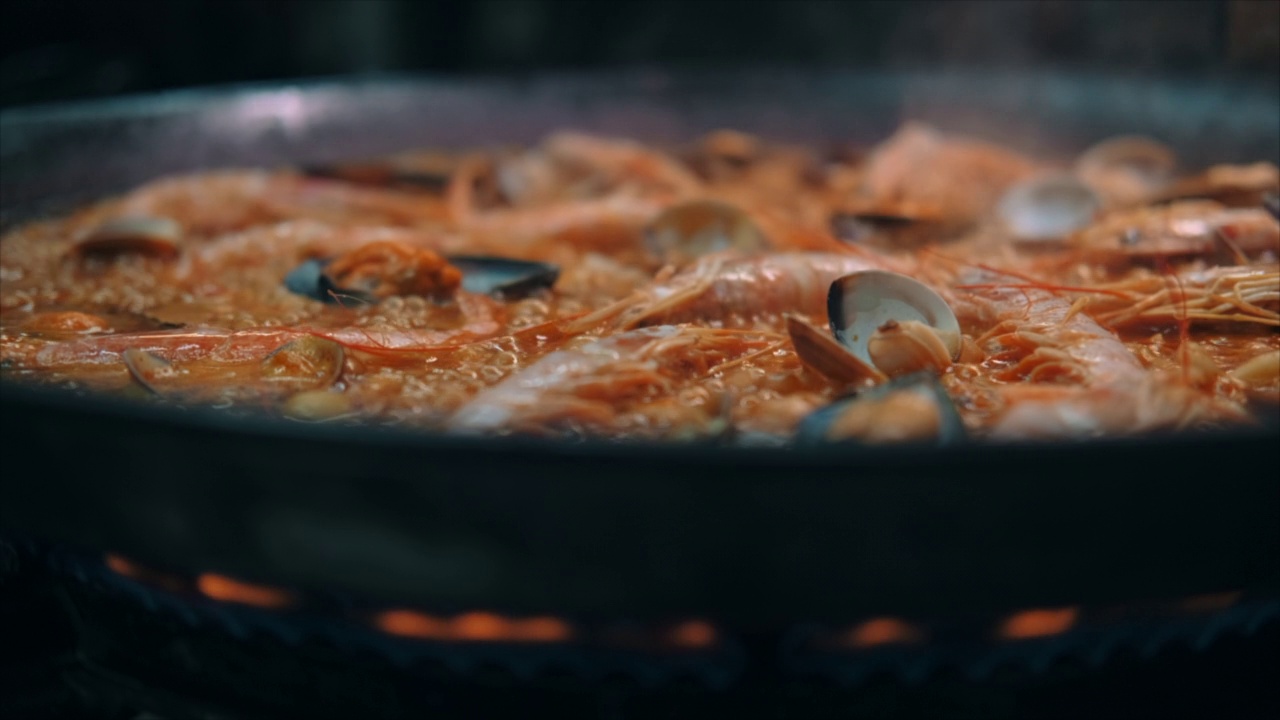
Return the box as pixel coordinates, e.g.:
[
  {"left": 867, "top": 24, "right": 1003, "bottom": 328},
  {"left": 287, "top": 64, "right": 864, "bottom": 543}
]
[
  {"left": 122, "top": 348, "right": 180, "bottom": 395},
  {"left": 796, "top": 372, "right": 966, "bottom": 446},
  {"left": 645, "top": 199, "right": 768, "bottom": 265},
  {"left": 827, "top": 271, "right": 961, "bottom": 371},
  {"left": 262, "top": 336, "right": 346, "bottom": 389},
  {"left": 997, "top": 173, "right": 1102, "bottom": 243},
  {"left": 1075, "top": 135, "right": 1177, "bottom": 206}
]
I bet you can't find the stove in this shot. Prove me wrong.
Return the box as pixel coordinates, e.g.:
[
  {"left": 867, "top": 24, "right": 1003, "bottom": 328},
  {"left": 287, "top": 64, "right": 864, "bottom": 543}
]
[{"left": 3, "top": 537, "right": 1277, "bottom": 719}]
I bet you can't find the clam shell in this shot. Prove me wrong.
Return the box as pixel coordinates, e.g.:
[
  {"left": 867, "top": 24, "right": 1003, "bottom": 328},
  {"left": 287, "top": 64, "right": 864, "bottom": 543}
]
[
  {"left": 1076, "top": 135, "right": 1176, "bottom": 205},
  {"left": 827, "top": 271, "right": 961, "bottom": 369},
  {"left": 786, "top": 314, "right": 886, "bottom": 387},
  {"left": 122, "top": 348, "right": 179, "bottom": 395},
  {"left": 645, "top": 200, "right": 768, "bottom": 265},
  {"left": 997, "top": 173, "right": 1101, "bottom": 242},
  {"left": 262, "top": 336, "right": 345, "bottom": 388}
]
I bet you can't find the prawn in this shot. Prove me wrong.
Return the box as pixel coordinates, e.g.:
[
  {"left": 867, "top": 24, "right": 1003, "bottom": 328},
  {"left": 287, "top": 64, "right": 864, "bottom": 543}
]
[
  {"left": 1070, "top": 201, "right": 1279, "bottom": 266},
  {"left": 448, "top": 324, "right": 789, "bottom": 437},
  {"left": 856, "top": 123, "right": 1039, "bottom": 223},
  {"left": 27, "top": 289, "right": 504, "bottom": 367},
  {"left": 617, "top": 251, "right": 908, "bottom": 329},
  {"left": 952, "top": 271, "right": 1249, "bottom": 439}
]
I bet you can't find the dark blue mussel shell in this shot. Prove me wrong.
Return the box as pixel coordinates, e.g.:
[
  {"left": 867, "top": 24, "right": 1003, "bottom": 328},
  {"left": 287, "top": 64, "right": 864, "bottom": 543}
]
[{"left": 284, "top": 256, "right": 558, "bottom": 303}]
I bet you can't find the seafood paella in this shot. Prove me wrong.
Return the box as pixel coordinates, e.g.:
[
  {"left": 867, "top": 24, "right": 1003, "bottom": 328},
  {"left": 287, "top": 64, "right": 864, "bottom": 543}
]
[{"left": 1, "top": 124, "right": 1277, "bottom": 444}]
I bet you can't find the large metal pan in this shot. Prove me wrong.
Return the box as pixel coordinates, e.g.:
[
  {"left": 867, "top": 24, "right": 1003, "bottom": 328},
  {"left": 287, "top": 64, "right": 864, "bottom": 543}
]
[{"left": 1, "top": 70, "right": 1278, "bottom": 626}]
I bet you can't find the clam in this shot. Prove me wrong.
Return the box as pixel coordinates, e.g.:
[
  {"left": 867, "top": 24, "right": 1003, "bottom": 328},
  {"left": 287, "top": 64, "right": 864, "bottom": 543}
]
[
  {"left": 262, "top": 335, "right": 345, "bottom": 388},
  {"left": 996, "top": 173, "right": 1102, "bottom": 243},
  {"left": 827, "top": 271, "right": 961, "bottom": 377},
  {"left": 284, "top": 255, "right": 558, "bottom": 303},
  {"left": 645, "top": 200, "right": 769, "bottom": 265},
  {"left": 1075, "top": 135, "right": 1177, "bottom": 206},
  {"left": 796, "top": 372, "right": 966, "bottom": 446},
  {"left": 122, "top": 348, "right": 180, "bottom": 395},
  {"left": 786, "top": 314, "right": 886, "bottom": 387},
  {"left": 73, "top": 216, "right": 182, "bottom": 260}
]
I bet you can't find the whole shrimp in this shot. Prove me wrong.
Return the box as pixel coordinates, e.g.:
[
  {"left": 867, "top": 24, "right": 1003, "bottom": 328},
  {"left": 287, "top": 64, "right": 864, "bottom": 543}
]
[
  {"left": 617, "top": 250, "right": 909, "bottom": 329},
  {"left": 448, "top": 324, "right": 795, "bottom": 437},
  {"left": 951, "top": 272, "right": 1250, "bottom": 439}
]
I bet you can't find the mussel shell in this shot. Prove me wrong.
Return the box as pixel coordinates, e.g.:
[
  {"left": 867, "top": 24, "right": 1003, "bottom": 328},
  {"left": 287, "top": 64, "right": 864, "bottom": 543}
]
[
  {"left": 447, "top": 256, "right": 560, "bottom": 298},
  {"left": 645, "top": 200, "right": 769, "bottom": 264},
  {"left": 300, "top": 163, "right": 450, "bottom": 192},
  {"left": 796, "top": 372, "right": 966, "bottom": 446},
  {"left": 997, "top": 173, "right": 1101, "bottom": 242},
  {"left": 827, "top": 270, "right": 961, "bottom": 368},
  {"left": 284, "top": 255, "right": 558, "bottom": 302},
  {"left": 284, "top": 258, "right": 332, "bottom": 302}
]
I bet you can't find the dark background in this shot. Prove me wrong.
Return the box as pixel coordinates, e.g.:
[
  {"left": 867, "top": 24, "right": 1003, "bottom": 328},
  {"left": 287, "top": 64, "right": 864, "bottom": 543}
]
[{"left": 1, "top": 0, "right": 1277, "bottom": 109}]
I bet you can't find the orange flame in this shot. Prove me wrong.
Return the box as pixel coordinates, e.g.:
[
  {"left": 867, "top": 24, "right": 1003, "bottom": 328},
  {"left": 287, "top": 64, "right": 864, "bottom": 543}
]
[
  {"left": 845, "top": 617, "right": 925, "bottom": 648},
  {"left": 667, "top": 620, "right": 717, "bottom": 649},
  {"left": 196, "top": 573, "right": 295, "bottom": 609},
  {"left": 1180, "top": 591, "right": 1242, "bottom": 613},
  {"left": 104, "top": 553, "right": 146, "bottom": 579},
  {"left": 103, "top": 553, "right": 187, "bottom": 592},
  {"left": 373, "top": 610, "right": 573, "bottom": 643},
  {"left": 374, "top": 609, "right": 450, "bottom": 640},
  {"left": 999, "top": 607, "right": 1079, "bottom": 640}
]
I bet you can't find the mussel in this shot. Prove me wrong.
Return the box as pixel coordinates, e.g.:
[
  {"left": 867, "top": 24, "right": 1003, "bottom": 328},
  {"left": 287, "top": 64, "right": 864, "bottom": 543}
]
[
  {"left": 997, "top": 173, "right": 1101, "bottom": 243},
  {"left": 284, "top": 254, "right": 559, "bottom": 303},
  {"left": 796, "top": 372, "right": 966, "bottom": 446},
  {"left": 71, "top": 216, "right": 182, "bottom": 261},
  {"left": 644, "top": 200, "right": 769, "bottom": 265},
  {"left": 300, "top": 162, "right": 451, "bottom": 192},
  {"left": 829, "top": 207, "right": 961, "bottom": 248},
  {"left": 448, "top": 256, "right": 561, "bottom": 297},
  {"left": 827, "top": 270, "right": 961, "bottom": 375}
]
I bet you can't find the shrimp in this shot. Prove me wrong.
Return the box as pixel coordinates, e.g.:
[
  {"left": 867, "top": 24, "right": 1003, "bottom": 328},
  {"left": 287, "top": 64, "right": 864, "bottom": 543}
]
[
  {"left": 69, "top": 171, "right": 452, "bottom": 243},
  {"left": 951, "top": 272, "right": 1250, "bottom": 438},
  {"left": 856, "top": 123, "right": 1039, "bottom": 224},
  {"left": 618, "top": 251, "right": 907, "bottom": 329},
  {"left": 448, "top": 324, "right": 789, "bottom": 437},
  {"left": 540, "top": 132, "right": 704, "bottom": 198},
  {"left": 460, "top": 192, "right": 668, "bottom": 257},
  {"left": 1070, "top": 200, "right": 1280, "bottom": 266},
  {"left": 26, "top": 288, "right": 503, "bottom": 367}
]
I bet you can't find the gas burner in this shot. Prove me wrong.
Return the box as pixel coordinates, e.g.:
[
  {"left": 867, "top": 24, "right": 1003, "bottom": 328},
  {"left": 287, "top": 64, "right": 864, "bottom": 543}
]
[{"left": 3, "top": 538, "right": 1278, "bottom": 719}]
